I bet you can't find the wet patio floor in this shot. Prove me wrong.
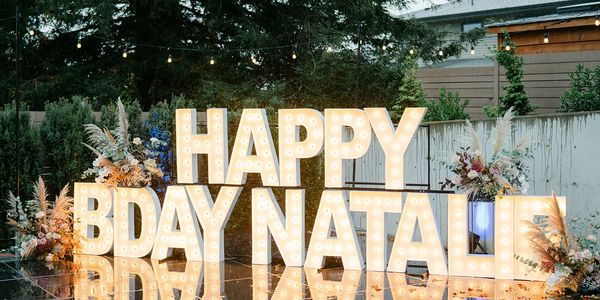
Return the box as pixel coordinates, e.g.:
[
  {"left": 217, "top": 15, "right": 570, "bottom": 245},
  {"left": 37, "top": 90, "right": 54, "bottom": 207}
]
[{"left": 0, "top": 254, "right": 549, "bottom": 299}]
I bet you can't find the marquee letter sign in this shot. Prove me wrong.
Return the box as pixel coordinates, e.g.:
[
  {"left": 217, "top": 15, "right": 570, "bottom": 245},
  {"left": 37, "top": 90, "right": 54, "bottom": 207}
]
[{"left": 73, "top": 107, "right": 565, "bottom": 281}]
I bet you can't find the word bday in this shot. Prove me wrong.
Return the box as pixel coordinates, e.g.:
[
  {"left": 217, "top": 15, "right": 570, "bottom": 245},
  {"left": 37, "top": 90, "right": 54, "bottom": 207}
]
[{"left": 73, "top": 107, "right": 565, "bottom": 281}]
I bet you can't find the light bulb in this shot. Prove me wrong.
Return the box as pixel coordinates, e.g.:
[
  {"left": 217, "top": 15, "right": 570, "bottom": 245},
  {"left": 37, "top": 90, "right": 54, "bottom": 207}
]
[
  {"left": 252, "top": 56, "right": 258, "bottom": 64},
  {"left": 470, "top": 46, "right": 475, "bottom": 55},
  {"left": 167, "top": 54, "right": 173, "bottom": 63},
  {"left": 77, "top": 41, "right": 82, "bottom": 49},
  {"left": 505, "top": 45, "right": 511, "bottom": 51},
  {"left": 122, "top": 51, "right": 128, "bottom": 58},
  {"left": 543, "top": 36, "right": 549, "bottom": 44},
  {"left": 210, "top": 57, "right": 215, "bottom": 65},
  {"left": 438, "top": 49, "right": 443, "bottom": 56},
  {"left": 596, "top": 16, "right": 599, "bottom": 26},
  {"left": 326, "top": 46, "right": 333, "bottom": 53},
  {"left": 409, "top": 49, "right": 414, "bottom": 55},
  {"left": 28, "top": 30, "right": 35, "bottom": 36},
  {"left": 382, "top": 45, "right": 387, "bottom": 50},
  {"left": 292, "top": 52, "right": 297, "bottom": 59}
]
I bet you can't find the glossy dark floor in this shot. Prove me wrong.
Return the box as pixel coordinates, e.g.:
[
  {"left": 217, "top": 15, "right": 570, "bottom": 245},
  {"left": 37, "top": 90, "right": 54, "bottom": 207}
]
[{"left": 0, "top": 255, "right": 548, "bottom": 299}]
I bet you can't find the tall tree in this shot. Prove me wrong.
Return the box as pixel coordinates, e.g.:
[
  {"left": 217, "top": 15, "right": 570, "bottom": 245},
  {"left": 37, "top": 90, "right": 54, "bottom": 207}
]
[{"left": 2, "top": 0, "right": 484, "bottom": 110}]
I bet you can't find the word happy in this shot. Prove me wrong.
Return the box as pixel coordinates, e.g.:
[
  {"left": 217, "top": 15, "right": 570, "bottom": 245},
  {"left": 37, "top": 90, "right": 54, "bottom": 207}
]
[{"left": 74, "top": 108, "right": 565, "bottom": 281}]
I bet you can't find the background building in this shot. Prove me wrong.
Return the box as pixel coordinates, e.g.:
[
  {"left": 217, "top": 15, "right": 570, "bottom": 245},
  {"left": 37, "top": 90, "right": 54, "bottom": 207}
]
[{"left": 410, "top": 0, "right": 600, "bottom": 119}]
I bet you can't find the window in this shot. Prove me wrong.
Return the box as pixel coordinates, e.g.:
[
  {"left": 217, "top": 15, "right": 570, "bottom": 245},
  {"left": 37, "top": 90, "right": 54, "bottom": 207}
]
[{"left": 463, "top": 22, "right": 482, "bottom": 32}]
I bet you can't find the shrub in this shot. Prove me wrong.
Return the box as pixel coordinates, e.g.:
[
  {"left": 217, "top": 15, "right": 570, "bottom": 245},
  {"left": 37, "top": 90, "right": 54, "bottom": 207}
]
[
  {"left": 0, "top": 102, "right": 41, "bottom": 249},
  {"left": 560, "top": 64, "right": 600, "bottom": 112},
  {"left": 40, "top": 97, "right": 95, "bottom": 195},
  {"left": 485, "top": 34, "right": 536, "bottom": 117},
  {"left": 424, "top": 88, "right": 470, "bottom": 122}
]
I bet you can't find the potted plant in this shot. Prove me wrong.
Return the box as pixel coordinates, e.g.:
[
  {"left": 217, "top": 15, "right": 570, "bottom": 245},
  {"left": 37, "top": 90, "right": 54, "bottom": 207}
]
[{"left": 442, "top": 108, "right": 532, "bottom": 253}]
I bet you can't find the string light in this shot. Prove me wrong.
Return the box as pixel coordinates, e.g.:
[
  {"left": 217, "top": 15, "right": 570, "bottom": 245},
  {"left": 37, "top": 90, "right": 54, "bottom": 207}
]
[
  {"left": 167, "top": 54, "right": 173, "bottom": 63},
  {"left": 596, "top": 15, "right": 599, "bottom": 26},
  {"left": 543, "top": 28, "right": 549, "bottom": 44},
  {"left": 251, "top": 54, "right": 258, "bottom": 65},
  {"left": 470, "top": 46, "right": 475, "bottom": 55},
  {"left": 409, "top": 48, "right": 414, "bottom": 55},
  {"left": 210, "top": 57, "right": 215, "bottom": 65},
  {"left": 122, "top": 50, "right": 128, "bottom": 58},
  {"left": 381, "top": 44, "right": 387, "bottom": 51},
  {"left": 28, "top": 29, "right": 34, "bottom": 36},
  {"left": 292, "top": 51, "right": 297, "bottom": 59},
  {"left": 438, "top": 48, "right": 443, "bottom": 56},
  {"left": 326, "top": 46, "right": 333, "bottom": 53},
  {"left": 76, "top": 40, "right": 82, "bottom": 49},
  {"left": 505, "top": 44, "right": 511, "bottom": 51}
]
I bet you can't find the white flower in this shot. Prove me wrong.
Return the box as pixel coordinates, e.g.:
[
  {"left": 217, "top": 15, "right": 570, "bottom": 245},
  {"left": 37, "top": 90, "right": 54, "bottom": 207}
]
[
  {"left": 451, "top": 177, "right": 461, "bottom": 185},
  {"left": 450, "top": 155, "right": 460, "bottom": 164},
  {"left": 45, "top": 253, "right": 54, "bottom": 262},
  {"left": 467, "top": 170, "right": 479, "bottom": 179},
  {"left": 150, "top": 137, "right": 159, "bottom": 143},
  {"left": 35, "top": 211, "right": 45, "bottom": 219},
  {"left": 587, "top": 234, "right": 597, "bottom": 242},
  {"left": 582, "top": 249, "right": 593, "bottom": 259},
  {"left": 133, "top": 137, "right": 142, "bottom": 145},
  {"left": 92, "top": 157, "right": 101, "bottom": 167},
  {"left": 130, "top": 158, "right": 139, "bottom": 166}
]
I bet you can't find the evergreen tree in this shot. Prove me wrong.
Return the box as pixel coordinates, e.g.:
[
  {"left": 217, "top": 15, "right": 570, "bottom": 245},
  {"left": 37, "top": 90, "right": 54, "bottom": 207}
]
[
  {"left": 485, "top": 34, "right": 536, "bottom": 117},
  {"left": 392, "top": 56, "right": 425, "bottom": 119}
]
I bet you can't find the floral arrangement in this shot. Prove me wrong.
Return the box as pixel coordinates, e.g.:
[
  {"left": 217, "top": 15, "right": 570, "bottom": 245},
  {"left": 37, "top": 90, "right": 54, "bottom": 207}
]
[
  {"left": 517, "top": 193, "right": 600, "bottom": 296},
  {"left": 144, "top": 112, "right": 173, "bottom": 193},
  {"left": 442, "top": 108, "right": 532, "bottom": 200},
  {"left": 6, "top": 177, "right": 79, "bottom": 262},
  {"left": 82, "top": 99, "right": 165, "bottom": 187}
]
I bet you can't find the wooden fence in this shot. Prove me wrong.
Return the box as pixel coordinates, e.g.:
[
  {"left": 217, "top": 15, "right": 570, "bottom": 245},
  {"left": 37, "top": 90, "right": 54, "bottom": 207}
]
[{"left": 419, "top": 50, "right": 600, "bottom": 120}]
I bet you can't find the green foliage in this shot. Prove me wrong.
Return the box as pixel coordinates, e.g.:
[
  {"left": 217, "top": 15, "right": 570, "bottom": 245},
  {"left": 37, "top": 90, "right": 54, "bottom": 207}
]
[
  {"left": 424, "top": 88, "right": 470, "bottom": 122},
  {"left": 391, "top": 56, "right": 425, "bottom": 120},
  {"left": 485, "top": 34, "right": 536, "bottom": 118},
  {"left": 40, "top": 97, "right": 96, "bottom": 195},
  {"left": 0, "top": 102, "right": 41, "bottom": 248},
  {"left": 98, "top": 98, "right": 143, "bottom": 139},
  {"left": 560, "top": 64, "right": 600, "bottom": 112},
  {"left": 1, "top": 1, "right": 484, "bottom": 110}
]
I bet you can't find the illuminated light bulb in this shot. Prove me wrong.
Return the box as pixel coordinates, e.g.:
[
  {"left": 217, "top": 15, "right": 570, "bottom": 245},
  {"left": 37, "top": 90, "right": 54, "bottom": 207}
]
[
  {"left": 251, "top": 56, "right": 258, "bottom": 64},
  {"left": 543, "top": 30, "right": 549, "bottom": 44},
  {"left": 505, "top": 45, "right": 511, "bottom": 51},
  {"left": 382, "top": 44, "right": 387, "bottom": 50},
  {"left": 76, "top": 40, "right": 82, "bottom": 49},
  {"left": 292, "top": 51, "right": 297, "bottom": 59},
  {"left": 438, "top": 49, "right": 443, "bottom": 56},
  {"left": 167, "top": 54, "right": 173, "bottom": 63},
  {"left": 210, "top": 57, "right": 215, "bottom": 65},
  {"left": 409, "top": 48, "right": 414, "bottom": 55},
  {"left": 596, "top": 15, "right": 599, "bottom": 26},
  {"left": 122, "top": 51, "right": 128, "bottom": 58},
  {"left": 326, "top": 46, "right": 333, "bottom": 53},
  {"left": 470, "top": 46, "right": 475, "bottom": 55},
  {"left": 28, "top": 29, "right": 35, "bottom": 36}
]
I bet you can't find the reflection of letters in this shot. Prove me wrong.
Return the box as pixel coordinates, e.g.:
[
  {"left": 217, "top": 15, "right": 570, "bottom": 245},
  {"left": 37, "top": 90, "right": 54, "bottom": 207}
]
[
  {"left": 74, "top": 255, "right": 114, "bottom": 298},
  {"left": 152, "top": 260, "right": 203, "bottom": 300},
  {"left": 305, "top": 268, "right": 363, "bottom": 299},
  {"left": 72, "top": 255, "right": 550, "bottom": 299},
  {"left": 114, "top": 257, "right": 158, "bottom": 300},
  {"left": 388, "top": 273, "right": 446, "bottom": 300}
]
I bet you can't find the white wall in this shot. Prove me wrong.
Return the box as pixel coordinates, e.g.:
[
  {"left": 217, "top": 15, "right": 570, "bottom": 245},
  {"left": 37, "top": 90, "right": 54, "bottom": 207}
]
[{"left": 346, "top": 111, "right": 600, "bottom": 248}]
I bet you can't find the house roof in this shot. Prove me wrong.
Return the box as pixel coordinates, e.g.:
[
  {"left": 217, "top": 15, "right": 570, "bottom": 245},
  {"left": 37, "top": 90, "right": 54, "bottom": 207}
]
[
  {"left": 487, "top": 10, "right": 597, "bottom": 27},
  {"left": 408, "top": 0, "right": 576, "bottom": 22}
]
